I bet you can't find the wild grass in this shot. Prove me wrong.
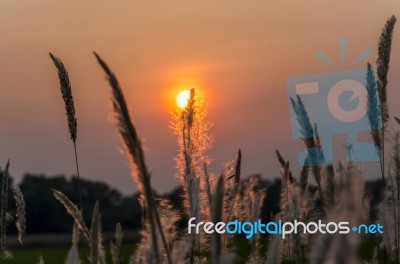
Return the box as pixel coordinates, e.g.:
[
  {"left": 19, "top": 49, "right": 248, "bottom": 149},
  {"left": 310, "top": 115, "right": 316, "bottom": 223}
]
[
  {"left": 11, "top": 186, "right": 25, "bottom": 245},
  {"left": 0, "top": 161, "right": 10, "bottom": 259},
  {"left": 0, "top": 14, "right": 397, "bottom": 264},
  {"left": 0, "top": 161, "right": 26, "bottom": 261},
  {"left": 49, "top": 53, "right": 83, "bottom": 210}
]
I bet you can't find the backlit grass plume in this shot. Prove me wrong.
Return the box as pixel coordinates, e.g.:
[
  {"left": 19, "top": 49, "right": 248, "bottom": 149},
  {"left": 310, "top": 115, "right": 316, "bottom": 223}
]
[
  {"left": 290, "top": 95, "right": 334, "bottom": 207},
  {"left": 366, "top": 15, "right": 397, "bottom": 183},
  {"left": 366, "top": 63, "right": 382, "bottom": 149},
  {"left": 94, "top": 52, "right": 172, "bottom": 264},
  {"left": 49, "top": 52, "right": 83, "bottom": 210},
  {"left": 110, "top": 223, "right": 123, "bottom": 264},
  {"left": 311, "top": 161, "right": 368, "bottom": 264},
  {"left": 53, "top": 189, "right": 90, "bottom": 242},
  {"left": 88, "top": 201, "right": 106, "bottom": 264},
  {"left": 276, "top": 157, "right": 310, "bottom": 263},
  {"left": 53, "top": 191, "right": 108, "bottom": 264},
  {"left": 12, "top": 185, "right": 26, "bottom": 245},
  {"left": 377, "top": 15, "right": 397, "bottom": 126},
  {"left": 0, "top": 161, "right": 10, "bottom": 259},
  {"left": 225, "top": 149, "right": 242, "bottom": 223},
  {"left": 0, "top": 162, "right": 26, "bottom": 259},
  {"left": 242, "top": 175, "right": 266, "bottom": 263},
  {"left": 365, "top": 62, "right": 386, "bottom": 185},
  {"left": 173, "top": 88, "right": 213, "bottom": 217},
  {"left": 172, "top": 88, "right": 213, "bottom": 263},
  {"left": 378, "top": 132, "right": 400, "bottom": 262}
]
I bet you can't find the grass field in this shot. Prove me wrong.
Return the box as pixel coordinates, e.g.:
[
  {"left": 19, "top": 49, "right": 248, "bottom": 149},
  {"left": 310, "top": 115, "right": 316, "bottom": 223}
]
[{"left": 4, "top": 244, "right": 136, "bottom": 264}]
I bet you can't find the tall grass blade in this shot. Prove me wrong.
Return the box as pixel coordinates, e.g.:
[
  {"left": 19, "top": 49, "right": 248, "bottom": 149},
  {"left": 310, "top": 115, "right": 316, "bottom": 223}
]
[
  {"left": 93, "top": 52, "right": 172, "bottom": 264},
  {"left": 0, "top": 161, "right": 9, "bottom": 259}
]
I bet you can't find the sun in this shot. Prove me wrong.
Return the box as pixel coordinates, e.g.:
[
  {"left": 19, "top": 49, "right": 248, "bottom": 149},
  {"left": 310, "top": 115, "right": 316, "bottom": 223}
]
[{"left": 176, "top": 90, "right": 191, "bottom": 108}]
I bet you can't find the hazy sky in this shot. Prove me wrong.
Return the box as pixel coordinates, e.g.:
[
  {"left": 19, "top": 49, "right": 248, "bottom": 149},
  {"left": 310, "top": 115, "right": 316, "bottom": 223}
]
[{"left": 0, "top": 1, "right": 399, "bottom": 194}]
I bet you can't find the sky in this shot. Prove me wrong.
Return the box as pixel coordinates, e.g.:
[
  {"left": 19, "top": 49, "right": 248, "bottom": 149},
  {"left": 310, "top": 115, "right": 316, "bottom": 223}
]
[{"left": 0, "top": 1, "right": 399, "bottom": 194}]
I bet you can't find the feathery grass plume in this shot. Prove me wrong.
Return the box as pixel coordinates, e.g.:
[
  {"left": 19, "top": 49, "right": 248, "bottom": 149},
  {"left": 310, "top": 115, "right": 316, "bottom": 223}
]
[
  {"left": 131, "top": 227, "right": 154, "bottom": 264},
  {"left": 278, "top": 149, "right": 309, "bottom": 195},
  {"left": 275, "top": 155, "right": 313, "bottom": 263},
  {"left": 222, "top": 150, "right": 242, "bottom": 247},
  {"left": 53, "top": 189, "right": 90, "bottom": 242},
  {"left": 275, "top": 150, "right": 295, "bottom": 183},
  {"left": 374, "top": 15, "right": 397, "bottom": 186},
  {"left": 311, "top": 161, "right": 368, "bottom": 264},
  {"left": 366, "top": 63, "right": 385, "bottom": 183},
  {"left": 290, "top": 96, "right": 337, "bottom": 208},
  {"left": 266, "top": 221, "right": 281, "bottom": 264},
  {"left": 94, "top": 52, "right": 171, "bottom": 264},
  {"left": 0, "top": 161, "right": 10, "bottom": 259},
  {"left": 366, "top": 63, "right": 382, "bottom": 144},
  {"left": 49, "top": 53, "right": 77, "bottom": 142},
  {"left": 12, "top": 185, "right": 25, "bottom": 244},
  {"left": 66, "top": 223, "right": 80, "bottom": 264},
  {"left": 290, "top": 96, "right": 326, "bottom": 203},
  {"left": 158, "top": 200, "right": 180, "bottom": 252},
  {"left": 211, "top": 175, "right": 224, "bottom": 264},
  {"left": 221, "top": 152, "right": 240, "bottom": 226},
  {"left": 89, "top": 203, "right": 99, "bottom": 264},
  {"left": 110, "top": 223, "right": 123, "bottom": 264},
  {"left": 378, "top": 132, "right": 400, "bottom": 261},
  {"left": 49, "top": 52, "right": 83, "bottom": 210},
  {"left": 240, "top": 175, "right": 266, "bottom": 262},
  {"left": 134, "top": 199, "right": 182, "bottom": 264},
  {"left": 172, "top": 88, "right": 213, "bottom": 263},
  {"left": 278, "top": 162, "right": 297, "bottom": 262},
  {"left": 89, "top": 201, "right": 107, "bottom": 264},
  {"left": 173, "top": 88, "right": 213, "bottom": 217},
  {"left": 225, "top": 150, "right": 241, "bottom": 222},
  {"left": 133, "top": 199, "right": 181, "bottom": 264},
  {"left": 97, "top": 213, "right": 106, "bottom": 264},
  {"left": 390, "top": 132, "right": 400, "bottom": 261},
  {"left": 376, "top": 15, "right": 397, "bottom": 126}
]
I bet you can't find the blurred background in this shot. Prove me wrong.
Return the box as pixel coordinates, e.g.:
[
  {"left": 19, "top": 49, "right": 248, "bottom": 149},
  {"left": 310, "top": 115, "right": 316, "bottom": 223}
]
[{"left": 0, "top": 1, "right": 399, "bottom": 262}]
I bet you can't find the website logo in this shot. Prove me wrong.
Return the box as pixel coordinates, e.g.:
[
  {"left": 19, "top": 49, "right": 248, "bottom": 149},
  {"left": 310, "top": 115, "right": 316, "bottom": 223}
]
[
  {"left": 286, "top": 37, "right": 381, "bottom": 166},
  {"left": 188, "top": 217, "right": 383, "bottom": 239}
]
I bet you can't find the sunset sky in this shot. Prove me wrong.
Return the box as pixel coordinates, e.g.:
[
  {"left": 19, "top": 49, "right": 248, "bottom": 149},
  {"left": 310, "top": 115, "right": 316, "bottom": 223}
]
[{"left": 0, "top": 1, "right": 399, "bottom": 194}]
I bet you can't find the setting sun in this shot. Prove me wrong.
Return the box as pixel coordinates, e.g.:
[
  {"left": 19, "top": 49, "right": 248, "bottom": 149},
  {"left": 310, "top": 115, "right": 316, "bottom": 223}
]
[{"left": 176, "top": 90, "right": 191, "bottom": 108}]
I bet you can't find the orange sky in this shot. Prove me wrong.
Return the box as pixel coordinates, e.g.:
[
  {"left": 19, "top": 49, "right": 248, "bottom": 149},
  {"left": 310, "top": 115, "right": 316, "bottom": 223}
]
[{"left": 0, "top": 1, "right": 399, "bottom": 194}]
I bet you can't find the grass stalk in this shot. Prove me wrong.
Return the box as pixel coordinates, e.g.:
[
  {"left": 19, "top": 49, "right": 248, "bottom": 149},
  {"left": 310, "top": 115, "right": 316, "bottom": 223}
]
[
  {"left": 0, "top": 161, "right": 9, "bottom": 259},
  {"left": 94, "top": 52, "right": 172, "bottom": 264},
  {"left": 49, "top": 53, "right": 83, "bottom": 210}
]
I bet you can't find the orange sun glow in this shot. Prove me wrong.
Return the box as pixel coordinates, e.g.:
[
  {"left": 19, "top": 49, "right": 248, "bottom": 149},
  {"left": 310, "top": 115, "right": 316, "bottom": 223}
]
[{"left": 176, "top": 90, "right": 191, "bottom": 108}]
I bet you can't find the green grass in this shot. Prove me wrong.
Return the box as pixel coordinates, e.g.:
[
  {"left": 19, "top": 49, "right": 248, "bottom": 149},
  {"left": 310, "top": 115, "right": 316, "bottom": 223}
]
[{"left": 4, "top": 244, "right": 136, "bottom": 264}]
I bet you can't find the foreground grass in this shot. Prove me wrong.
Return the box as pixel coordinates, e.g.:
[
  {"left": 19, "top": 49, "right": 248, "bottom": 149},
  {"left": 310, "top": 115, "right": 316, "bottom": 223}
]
[{"left": 4, "top": 244, "right": 136, "bottom": 264}]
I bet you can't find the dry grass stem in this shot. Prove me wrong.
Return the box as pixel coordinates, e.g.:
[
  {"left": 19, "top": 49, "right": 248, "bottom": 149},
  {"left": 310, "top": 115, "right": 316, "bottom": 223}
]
[{"left": 12, "top": 185, "right": 26, "bottom": 244}]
